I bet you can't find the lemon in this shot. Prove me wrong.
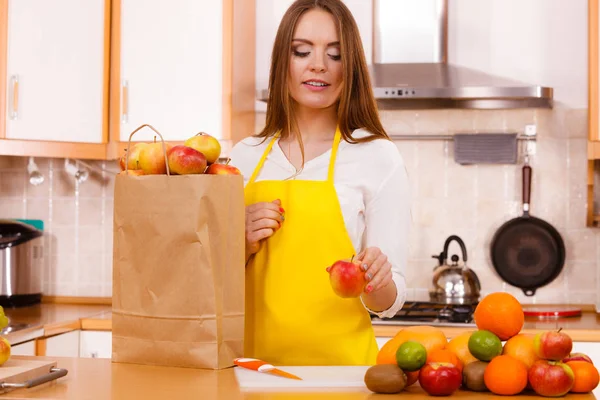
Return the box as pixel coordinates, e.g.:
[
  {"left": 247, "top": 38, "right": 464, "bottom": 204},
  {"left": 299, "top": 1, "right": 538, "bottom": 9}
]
[
  {"left": 395, "top": 340, "right": 427, "bottom": 371},
  {"left": 468, "top": 330, "right": 502, "bottom": 361}
]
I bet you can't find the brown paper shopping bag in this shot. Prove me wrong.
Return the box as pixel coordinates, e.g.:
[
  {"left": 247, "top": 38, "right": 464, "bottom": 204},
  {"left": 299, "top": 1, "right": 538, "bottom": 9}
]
[{"left": 112, "top": 124, "right": 245, "bottom": 369}]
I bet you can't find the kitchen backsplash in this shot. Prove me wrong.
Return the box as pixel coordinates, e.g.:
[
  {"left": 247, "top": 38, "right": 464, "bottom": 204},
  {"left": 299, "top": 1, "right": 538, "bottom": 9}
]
[{"left": 0, "top": 106, "right": 598, "bottom": 307}]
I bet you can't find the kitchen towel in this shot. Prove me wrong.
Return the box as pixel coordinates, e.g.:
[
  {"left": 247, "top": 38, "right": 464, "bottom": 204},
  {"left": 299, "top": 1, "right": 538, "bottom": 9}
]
[
  {"left": 453, "top": 133, "right": 518, "bottom": 165},
  {"left": 111, "top": 132, "right": 245, "bottom": 370}
]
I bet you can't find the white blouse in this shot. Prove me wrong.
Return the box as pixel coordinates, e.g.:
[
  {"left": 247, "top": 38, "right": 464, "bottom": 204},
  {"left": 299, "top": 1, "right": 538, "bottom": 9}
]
[{"left": 229, "top": 128, "right": 411, "bottom": 318}]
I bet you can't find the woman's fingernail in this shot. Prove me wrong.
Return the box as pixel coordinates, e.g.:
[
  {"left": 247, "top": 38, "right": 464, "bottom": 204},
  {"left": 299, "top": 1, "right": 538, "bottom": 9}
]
[
  {"left": 365, "top": 273, "right": 372, "bottom": 281},
  {"left": 279, "top": 207, "right": 285, "bottom": 213},
  {"left": 361, "top": 263, "right": 368, "bottom": 271},
  {"left": 365, "top": 285, "right": 373, "bottom": 293},
  {"left": 281, "top": 214, "right": 285, "bottom": 221}
]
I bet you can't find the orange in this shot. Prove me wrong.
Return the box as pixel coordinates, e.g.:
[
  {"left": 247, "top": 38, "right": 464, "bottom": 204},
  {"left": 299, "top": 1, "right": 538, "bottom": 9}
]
[
  {"left": 502, "top": 333, "right": 540, "bottom": 369},
  {"left": 567, "top": 361, "right": 600, "bottom": 393},
  {"left": 473, "top": 292, "right": 524, "bottom": 340},
  {"left": 426, "top": 349, "right": 463, "bottom": 373},
  {"left": 484, "top": 355, "right": 528, "bottom": 395},
  {"left": 446, "top": 331, "right": 478, "bottom": 367},
  {"left": 376, "top": 326, "right": 447, "bottom": 365}
]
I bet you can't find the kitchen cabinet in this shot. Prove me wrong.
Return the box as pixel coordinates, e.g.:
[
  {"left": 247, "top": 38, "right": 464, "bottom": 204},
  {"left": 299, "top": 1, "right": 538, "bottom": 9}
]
[
  {"left": 10, "top": 339, "right": 35, "bottom": 356},
  {"left": 0, "top": 0, "right": 255, "bottom": 160},
  {"left": 111, "top": 0, "right": 256, "bottom": 154},
  {"left": 0, "top": 0, "right": 111, "bottom": 159},
  {"left": 44, "top": 330, "right": 81, "bottom": 358},
  {"left": 588, "top": 0, "right": 600, "bottom": 226},
  {"left": 79, "top": 330, "right": 112, "bottom": 359}
]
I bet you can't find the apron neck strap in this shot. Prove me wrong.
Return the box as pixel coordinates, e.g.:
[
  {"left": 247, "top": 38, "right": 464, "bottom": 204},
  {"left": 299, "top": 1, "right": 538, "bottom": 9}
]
[
  {"left": 248, "top": 127, "right": 343, "bottom": 184},
  {"left": 248, "top": 133, "right": 279, "bottom": 185},
  {"left": 327, "top": 127, "right": 342, "bottom": 183}
]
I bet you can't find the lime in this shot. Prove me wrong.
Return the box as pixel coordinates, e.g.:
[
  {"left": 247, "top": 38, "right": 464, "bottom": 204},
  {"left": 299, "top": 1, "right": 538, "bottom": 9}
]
[
  {"left": 0, "top": 307, "right": 7, "bottom": 330},
  {"left": 468, "top": 330, "right": 502, "bottom": 361},
  {"left": 395, "top": 341, "right": 427, "bottom": 371}
]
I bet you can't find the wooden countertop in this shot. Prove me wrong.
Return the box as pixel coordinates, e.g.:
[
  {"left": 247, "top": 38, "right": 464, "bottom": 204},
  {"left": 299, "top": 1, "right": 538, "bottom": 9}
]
[
  {"left": 2, "top": 304, "right": 110, "bottom": 345},
  {"left": 0, "top": 356, "right": 594, "bottom": 400}
]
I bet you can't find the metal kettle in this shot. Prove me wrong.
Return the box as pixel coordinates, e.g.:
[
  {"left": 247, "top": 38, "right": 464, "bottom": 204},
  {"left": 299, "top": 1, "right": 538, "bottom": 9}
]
[{"left": 429, "top": 235, "right": 481, "bottom": 305}]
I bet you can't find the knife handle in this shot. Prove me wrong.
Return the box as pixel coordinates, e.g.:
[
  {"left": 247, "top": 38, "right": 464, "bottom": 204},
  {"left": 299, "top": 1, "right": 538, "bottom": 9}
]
[{"left": 234, "top": 358, "right": 274, "bottom": 372}]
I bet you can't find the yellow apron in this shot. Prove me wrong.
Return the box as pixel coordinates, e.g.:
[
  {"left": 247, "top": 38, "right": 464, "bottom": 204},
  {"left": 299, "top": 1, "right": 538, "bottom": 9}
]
[{"left": 243, "top": 127, "right": 379, "bottom": 366}]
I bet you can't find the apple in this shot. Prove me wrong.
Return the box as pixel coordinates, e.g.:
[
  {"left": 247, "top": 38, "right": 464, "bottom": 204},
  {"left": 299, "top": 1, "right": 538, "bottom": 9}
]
[
  {"left": 138, "top": 142, "right": 172, "bottom": 175},
  {"left": 326, "top": 258, "right": 366, "bottom": 298},
  {"left": 418, "top": 362, "right": 462, "bottom": 396},
  {"left": 125, "top": 143, "right": 148, "bottom": 170},
  {"left": 528, "top": 359, "right": 574, "bottom": 397},
  {"left": 117, "top": 169, "right": 145, "bottom": 176},
  {"left": 0, "top": 336, "right": 11, "bottom": 366},
  {"left": 206, "top": 159, "right": 241, "bottom": 175},
  {"left": 184, "top": 132, "right": 221, "bottom": 164},
  {"left": 534, "top": 329, "right": 573, "bottom": 361},
  {"left": 563, "top": 352, "right": 594, "bottom": 364},
  {"left": 167, "top": 145, "right": 207, "bottom": 175}
]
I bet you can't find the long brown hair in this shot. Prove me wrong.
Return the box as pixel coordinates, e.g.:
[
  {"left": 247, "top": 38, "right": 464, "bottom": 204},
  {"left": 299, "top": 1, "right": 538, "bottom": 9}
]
[{"left": 257, "top": 0, "right": 389, "bottom": 165}]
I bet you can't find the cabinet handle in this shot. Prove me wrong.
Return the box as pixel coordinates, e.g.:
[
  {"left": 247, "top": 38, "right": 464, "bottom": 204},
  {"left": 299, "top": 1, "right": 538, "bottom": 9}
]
[
  {"left": 121, "top": 80, "right": 129, "bottom": 123},
  {"left": 9, "top": 75, "right": 19, "bottom": 120}
]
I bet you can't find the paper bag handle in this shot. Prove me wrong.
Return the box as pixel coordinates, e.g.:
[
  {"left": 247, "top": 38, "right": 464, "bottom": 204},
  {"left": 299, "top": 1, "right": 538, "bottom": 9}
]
[{"left": 125, "top": 124, "right": 171, "bottom": 176}]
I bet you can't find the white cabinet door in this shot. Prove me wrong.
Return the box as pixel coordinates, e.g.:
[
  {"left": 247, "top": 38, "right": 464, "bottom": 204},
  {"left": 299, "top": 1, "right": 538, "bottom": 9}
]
[
  {"left": 79, "top": 331, "right": 112, "bottom": 359},
  {"left": 45, "top": 330, "right": 80, "bottom": 358},
  {"left": 10, "top": 340, "right": 35, "bottom": 356},
  {"left": 119, "top": 0, "right": 225, "bottom": 142},
  {"left": 5, "top": 0, "right": 106, "bottom": 143}
]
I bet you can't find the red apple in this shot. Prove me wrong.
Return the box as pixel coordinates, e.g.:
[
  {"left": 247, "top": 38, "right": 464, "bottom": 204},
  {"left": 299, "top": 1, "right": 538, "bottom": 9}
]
[
  {"left": 125, "top": 142, "right": 148, "bottom": 170},
  {"left": 418, "top": 362, "right": 462, "bottom": 396},
  {"left": 326, "top": 258, "right": 366, "bottom": 298},
  {"left": 528, "top": 360, "right": 574, "bottom": 397},
  {"left": 138, "top": 142, "right": 172, "bottom": 175},
  {"left": 184, "top": 132, "right": 221, "bottom": 164},
  {"left": 563, "top": 352, "right": 594, "bottom": 364},
  {"left": 534, "top": 329, "right": 573, "bottom": 361},
  {"left": 167, "top": 145, "right": 207, "bottom": 175},
  {"left": 206, "top": 160, "right": 241, "bottom": 175},
  {"left": 0, "top": 336, "right": 11, "bottom": 366}
]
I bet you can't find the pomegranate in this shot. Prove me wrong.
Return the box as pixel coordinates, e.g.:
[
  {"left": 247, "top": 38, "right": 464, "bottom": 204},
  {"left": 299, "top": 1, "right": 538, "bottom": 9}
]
[{"left": 326, "top": 257, "right": 367, "bottom": 298}]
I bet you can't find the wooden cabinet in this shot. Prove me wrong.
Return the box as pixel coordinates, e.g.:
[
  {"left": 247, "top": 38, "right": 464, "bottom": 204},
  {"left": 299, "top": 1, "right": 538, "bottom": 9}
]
[
  {"left": 589, "top": 0, "right": 600, "bottom": 226},
  {"left": 0, "top": 0, "right": 255, "bottom": 159},
  {"left": 79, "top": 330, "right": 112, "bottom": 359},
  {"left": 109, "top": 0, "right": 256, "bottom": 156},
  {"left": 10, "top": 340, "right": 36, "bottom": 356},
  {"left": 44, "top": 330, "right": 81, "bottom": 358},
  {"left": 0, "top": 0, "right": 111, "bottom": 159}
]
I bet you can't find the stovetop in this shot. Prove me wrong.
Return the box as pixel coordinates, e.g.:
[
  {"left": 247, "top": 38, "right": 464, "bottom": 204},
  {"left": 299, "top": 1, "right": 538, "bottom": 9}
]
[{"left": 371, "top": 300, "right": 478, "bottom": 327}]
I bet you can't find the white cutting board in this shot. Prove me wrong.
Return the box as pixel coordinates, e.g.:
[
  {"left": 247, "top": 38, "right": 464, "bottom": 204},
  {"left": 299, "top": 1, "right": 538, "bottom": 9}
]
[{"left": 234, "top": 366, "right": 370, "bottom": 391}]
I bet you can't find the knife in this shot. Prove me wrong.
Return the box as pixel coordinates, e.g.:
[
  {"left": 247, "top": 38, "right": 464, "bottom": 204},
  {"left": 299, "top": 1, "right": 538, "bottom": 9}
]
[{"left": 233, "top": 358, "right": 303, "bottom": 380}]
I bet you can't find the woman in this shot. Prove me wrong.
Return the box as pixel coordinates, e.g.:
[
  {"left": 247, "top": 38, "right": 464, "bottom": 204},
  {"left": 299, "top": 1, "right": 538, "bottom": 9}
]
[{"left": 229, "top": 0, "right": 411, "bottom": 366}]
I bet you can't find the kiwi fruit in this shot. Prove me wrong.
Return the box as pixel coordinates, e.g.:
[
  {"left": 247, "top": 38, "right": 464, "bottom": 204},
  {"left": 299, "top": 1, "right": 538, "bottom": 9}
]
[
  {"left": 364, "top": 364, "right": 407, "bottom": 394},
  {"left": 462, "top": 361, "right": 489, "bottom": 392}
]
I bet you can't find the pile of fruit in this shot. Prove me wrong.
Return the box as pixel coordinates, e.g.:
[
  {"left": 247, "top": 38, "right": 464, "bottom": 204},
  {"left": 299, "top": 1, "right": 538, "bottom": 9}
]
[
  {"left": 118, "top": 132, "right": 241, "bottom": 176},
  {"left": 365, "top": 292, "right": 600, "bottom": 397},
  {"left": 0, "top": 306, "right": 11, "bottom": 367}
]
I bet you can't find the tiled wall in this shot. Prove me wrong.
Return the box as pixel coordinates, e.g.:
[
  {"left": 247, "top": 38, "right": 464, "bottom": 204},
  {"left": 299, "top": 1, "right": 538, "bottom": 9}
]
[
  {"left": 0, "top": 157, "right": 117, "bottom": 297},
  {"left": 0, "top": 106, "right": 598, "bottom": 307}
]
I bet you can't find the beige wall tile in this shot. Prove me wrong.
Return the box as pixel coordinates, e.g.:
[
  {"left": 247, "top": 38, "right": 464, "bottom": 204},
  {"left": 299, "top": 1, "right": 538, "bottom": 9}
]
[
  {"left": 25, "top": 198, "right": 50, "bottom": 222},
  {"left": 0, "top": 171, "right": 25, "bottom": 197},
  {"left": 52, "top": 199, "right": 76, "bottom": 225},
  {"left": 78, "top": 198, "right": 103, "bottom": 226},
  {"left": 564, "top": 261, "right": 597, "bottom": 292},
  {"left": 0, "top": 198, "right": 25, "bottom": 218}
]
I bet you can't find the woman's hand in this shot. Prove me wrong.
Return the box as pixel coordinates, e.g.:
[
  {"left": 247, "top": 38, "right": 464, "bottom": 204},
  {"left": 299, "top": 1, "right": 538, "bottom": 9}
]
[
  {"left": 355, "top": 246, "right": 397, "bottom": 312},
  {"left": 356, "top": 247, "right": 392, "bottom": 294},
  {"left": 245, "top": 199, "right": 285, "bottom": 262}
]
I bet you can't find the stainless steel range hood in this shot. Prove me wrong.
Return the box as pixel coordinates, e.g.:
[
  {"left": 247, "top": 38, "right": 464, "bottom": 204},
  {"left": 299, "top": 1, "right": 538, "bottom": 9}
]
[{"left": 257, "top": 0, "right": 553, "bottom": 110}]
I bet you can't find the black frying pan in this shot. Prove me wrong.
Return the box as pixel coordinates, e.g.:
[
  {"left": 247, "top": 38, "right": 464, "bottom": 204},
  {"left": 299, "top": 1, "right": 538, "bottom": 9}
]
[{"left": 490, "top": 161, "right": 566, "bottom": 296}]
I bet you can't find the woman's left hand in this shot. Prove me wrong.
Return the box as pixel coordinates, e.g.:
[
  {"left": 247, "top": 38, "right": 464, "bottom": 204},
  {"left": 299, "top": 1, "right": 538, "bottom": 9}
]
[{"left": 355, "top": 247, "right": 393, "bottom": 294}]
